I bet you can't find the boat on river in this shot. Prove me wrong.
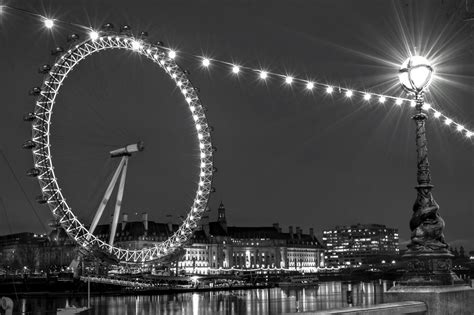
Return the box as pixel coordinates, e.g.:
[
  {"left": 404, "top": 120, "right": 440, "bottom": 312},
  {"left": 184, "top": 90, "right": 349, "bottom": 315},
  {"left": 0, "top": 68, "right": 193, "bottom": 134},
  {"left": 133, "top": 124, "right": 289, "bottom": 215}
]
[{"left": 278, "top": 275, "right": 319, "bottom": 288}]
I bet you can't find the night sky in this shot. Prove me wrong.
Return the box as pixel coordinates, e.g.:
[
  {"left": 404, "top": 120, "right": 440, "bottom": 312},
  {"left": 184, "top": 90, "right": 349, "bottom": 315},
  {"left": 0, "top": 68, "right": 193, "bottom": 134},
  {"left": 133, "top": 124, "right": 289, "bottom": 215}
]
[{"left": 0, "top": 0, "right": 473, "bottom": 250}]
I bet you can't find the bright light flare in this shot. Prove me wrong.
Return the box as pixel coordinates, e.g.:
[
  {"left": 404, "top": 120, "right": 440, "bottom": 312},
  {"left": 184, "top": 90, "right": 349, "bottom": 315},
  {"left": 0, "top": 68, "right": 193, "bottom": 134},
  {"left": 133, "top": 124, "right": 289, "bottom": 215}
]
[
  {"left": 395, "top": 99, "right": 403, "bottom": 105},
  {"left": 433, "top": 111, "right": 441, "bottom": 118},
  {"left": 232, "top": 65, "right": 240, "bottom": 74},
  {"left": 306, "top": 82, "right": 314, "bottom": 90},
  {"left": 202, "top": 58, "right": 210, "bottom": 67},
  {"left": 89, "top": 30, "right": 99, "bottom": 41},
  {"left": 363, "top": 94, "right": 371, "bottom": 101},
  {"left": 422, "top": 103, "right": 431, "bottom": 110},
  {"left": 259, "top": 71, "right": 268, "bottom": 80},
  {"left": 379, "top": 96, "right": 386, "bottom": 103},
  {"left": 445, "top": 118, "right": 452, "bottom": 125},
  {"left": 44, "top": 18, "right": 54, "bottom": 29},
  {"left": 285, "top": 76, "right": 293, "bottom": 85},
  {"left": 456, "top": 125, "right": 464, "bottom": 132},
  {"left": 131, "top": 41, "right": 142, "bottom": 50},
  {"left": 326, "top": 86, "right": 333, "bottom": 94},
  {"left": 168, "top": 50, "right": 176, "bottom": 59},
  {"left": 345, "top": 90, "right": 353, "bottom": 98}
]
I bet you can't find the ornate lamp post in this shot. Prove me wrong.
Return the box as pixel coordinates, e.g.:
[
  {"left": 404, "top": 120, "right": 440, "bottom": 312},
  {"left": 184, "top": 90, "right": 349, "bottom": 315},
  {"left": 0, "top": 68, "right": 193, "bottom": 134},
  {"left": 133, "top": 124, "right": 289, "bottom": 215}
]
[{"left": 398, "top": 56, "right": 462, "bottom": 285}]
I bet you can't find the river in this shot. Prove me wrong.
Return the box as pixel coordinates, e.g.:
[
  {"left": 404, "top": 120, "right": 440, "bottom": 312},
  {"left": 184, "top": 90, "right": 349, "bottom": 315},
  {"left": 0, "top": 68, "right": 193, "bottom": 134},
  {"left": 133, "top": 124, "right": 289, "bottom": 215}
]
[{"left": 10, "top": 280, "right": 393, "bottom": 314}]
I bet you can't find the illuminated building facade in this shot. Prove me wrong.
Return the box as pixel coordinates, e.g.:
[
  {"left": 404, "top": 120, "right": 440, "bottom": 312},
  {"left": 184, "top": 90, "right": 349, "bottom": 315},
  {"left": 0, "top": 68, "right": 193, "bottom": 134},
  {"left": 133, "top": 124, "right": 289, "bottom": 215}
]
[
  {"left": 177, "top": 202, "right": 325, "bottom": 274},
  {"left": 322, "top": 224, "right": 399, "bottom": 267}
]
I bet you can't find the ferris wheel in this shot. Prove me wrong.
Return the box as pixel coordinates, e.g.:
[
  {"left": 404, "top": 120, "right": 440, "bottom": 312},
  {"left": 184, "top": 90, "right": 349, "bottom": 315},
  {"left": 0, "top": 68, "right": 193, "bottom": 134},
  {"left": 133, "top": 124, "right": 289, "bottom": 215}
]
[{"left": 23, "top": 24, "right": 215, "bottom": 264}]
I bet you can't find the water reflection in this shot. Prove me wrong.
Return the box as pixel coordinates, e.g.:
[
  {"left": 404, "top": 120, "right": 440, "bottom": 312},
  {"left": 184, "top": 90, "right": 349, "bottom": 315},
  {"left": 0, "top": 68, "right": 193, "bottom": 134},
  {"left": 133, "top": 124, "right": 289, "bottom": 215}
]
[{"left": 12, "top": 280, "right": 390, "bottom": 314}]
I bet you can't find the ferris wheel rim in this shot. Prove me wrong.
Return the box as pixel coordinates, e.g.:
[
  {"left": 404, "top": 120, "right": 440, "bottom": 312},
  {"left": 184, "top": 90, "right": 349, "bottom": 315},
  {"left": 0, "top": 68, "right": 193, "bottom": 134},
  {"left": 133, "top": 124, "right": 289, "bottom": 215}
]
[{"left": 29, "top": 32, "right": 214, "bottom": 264}]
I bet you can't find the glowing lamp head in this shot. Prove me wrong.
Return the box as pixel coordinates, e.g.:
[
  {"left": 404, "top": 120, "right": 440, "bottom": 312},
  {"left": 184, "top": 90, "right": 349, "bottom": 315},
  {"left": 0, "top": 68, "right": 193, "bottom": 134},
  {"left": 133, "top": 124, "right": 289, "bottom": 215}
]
[{"left": 399, "top": 56, "right": 433, "bottom": 93}]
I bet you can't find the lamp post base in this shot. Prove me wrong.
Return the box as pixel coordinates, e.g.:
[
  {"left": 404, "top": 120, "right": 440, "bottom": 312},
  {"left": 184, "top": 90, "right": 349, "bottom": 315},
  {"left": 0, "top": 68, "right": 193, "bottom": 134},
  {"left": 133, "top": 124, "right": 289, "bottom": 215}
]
[{"left": 397, "top": 250, "right": 464, "bottom": 286}]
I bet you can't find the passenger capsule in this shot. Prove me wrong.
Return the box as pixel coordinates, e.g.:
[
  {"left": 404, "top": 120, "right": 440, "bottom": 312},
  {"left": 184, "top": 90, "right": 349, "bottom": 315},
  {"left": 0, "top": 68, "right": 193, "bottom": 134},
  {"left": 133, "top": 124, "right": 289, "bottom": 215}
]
[
  {"left": 67, "top": 33, "right": 80, "bottom": 42},
  {"left": 27, "top": 168, "right": 40, "bottom": 177},
  {"left": 23, "top": 112, "right": 37, "bottom": 121},
  {"left": 101, "top": 23, "right": 114, "bottom": 31},
  {"left": 36, "top": 195, "right": 48, "bottom": 204},
  {"left": 120, "top": 25, "right": 131, "bottom": 33},
  {"left": 51, "top": 47, "right": 64, "bottom": 56},
  {"left": 22, "top": 140, "right": 36, "bottom": 149},
  {"left": 29, "top": 87, "right": 41, "bottom": 96},
  {"left": 38, "top": 64, "right": 51, "bottom": 74}
]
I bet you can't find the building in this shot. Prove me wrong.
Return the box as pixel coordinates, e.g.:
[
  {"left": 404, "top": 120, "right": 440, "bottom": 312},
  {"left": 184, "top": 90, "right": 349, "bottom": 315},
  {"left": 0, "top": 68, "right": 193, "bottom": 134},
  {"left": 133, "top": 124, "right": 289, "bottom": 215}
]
[
  {"left": 177, "top": 202, "right": 325, "bottom": 274},
  {"left": 0, "top": 203, "right": 325, "bottom": 275},
  {"left": 322, "top": 223, "right": 399, "bottom": 267}
]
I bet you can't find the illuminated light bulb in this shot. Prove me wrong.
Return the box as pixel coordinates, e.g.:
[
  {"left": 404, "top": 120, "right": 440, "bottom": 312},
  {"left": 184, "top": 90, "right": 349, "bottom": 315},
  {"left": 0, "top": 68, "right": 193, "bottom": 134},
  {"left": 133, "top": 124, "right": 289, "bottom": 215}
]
[
  {"left": 378, "top": 96, "right": 386, "bottom": 103},
  {"left": 153, "top": 54, "right": 159, "bottom": 59},
  {"left": 433, "top": 111, "right": 441, "bottom": 118},
  {"left": 410, "top": 101, "right": 416, "bottom": 107},
  {"left": 345, "top": 90, "right": 353, "bottom": 97},
  {"left": 456, "top": 125, "right": 464, "bottom": 132},
  {"left": 395, "top": 99, "right": 403, "bottom": 105},
  {"left": 422, "top": 103, "right": 431, "bottom": 110},
  {"left": 200, "top": 143, "right": 204, "bottom": 149},
  {"left": 202, "top": 58, "right": 210, "bottom": 67},
  {"left": 159, "top": 59, "right": 166, "bottom": 65},
  {"left": 198, "top": 190, "right": 203, "bottom": 195},
  {"left": 445, "top": 118, "right": 452, "bottom": 125},
  {"left": 172, "top": 73, "right": 177, "bottom": 78},
  {"left": 326, "top": 86, "right": 333, "bottom": 94},
  {"left": 200, "top": 172, "right": 205, "bottom": 177},
  {"left": 285, "top": 76, "right": 293, "bottom": 84},
  {"left": 363, "top": 94, "right": 371, "bottom": 101},
  {"left": 187, "top": 98, "right": 193, "bottom": 105},
  {"left": 146, "top": 49, "right": 151, "bottom": 54},
  {"left": 190, "top": 215, "right": 194, "bottom": 220},
  {"left": 200, "top": 162, "right": 206, "bottom": 168},
  {"left": 466, "top": 131, "right": 473, "bottom": 138},
  {"left": 44, "top": 18, "right": 54, "bottom": 29},
  {"left": 177, "top": 81, "right": 183, "bottom": 87},
  {"left": 89, "top": 30, "right": 99, "bottom": 41},
  {"left": 259, "top": 71, "right": 268, "bottom": 80},
  {"left": 196, "top": 124, "right": 202, "bottom": 130},
  {"left": 181, "top": 88, "right": 187, "bottom": 95},
  {"left": 131, "top": 41, "right": 141, "bottom": 50},
  {"left": 193, "top": 115, "right": 198, "bottom": 121},
  {"left": 168, "top": 50, "right": 176, "bottom": 59},
  {"left": 232, "top": 65, "right": 240, "bottom": 74},
  {"left": 306, "top": 82, "right": 314, "bottom": 90},
  {"left": 200, "top": 152, "right": 206, "bottom": 158},
  {"left": 198, "top": 133, "right": 203, "bottom": 140}
]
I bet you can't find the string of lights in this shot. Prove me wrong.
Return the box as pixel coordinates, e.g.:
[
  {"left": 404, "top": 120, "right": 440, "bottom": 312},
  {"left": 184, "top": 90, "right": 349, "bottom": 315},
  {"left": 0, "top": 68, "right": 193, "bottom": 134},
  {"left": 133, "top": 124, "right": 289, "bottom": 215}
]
[{"left": 2, "top": 4, "right": 473, "bottom": 141}]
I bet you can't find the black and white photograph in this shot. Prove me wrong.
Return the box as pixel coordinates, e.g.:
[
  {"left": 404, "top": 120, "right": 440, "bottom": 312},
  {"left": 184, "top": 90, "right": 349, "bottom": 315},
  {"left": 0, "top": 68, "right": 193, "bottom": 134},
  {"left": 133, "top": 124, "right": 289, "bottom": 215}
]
[{"left": 0, "top": 0, "right": 474, "bottom": 314}]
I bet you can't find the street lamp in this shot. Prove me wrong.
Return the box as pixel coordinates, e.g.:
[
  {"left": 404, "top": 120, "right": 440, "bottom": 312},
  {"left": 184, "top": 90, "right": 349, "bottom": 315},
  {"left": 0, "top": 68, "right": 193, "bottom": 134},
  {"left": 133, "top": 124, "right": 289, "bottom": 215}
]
[{"left": 398, "top": 56, "right": 461, "bottom": 285}]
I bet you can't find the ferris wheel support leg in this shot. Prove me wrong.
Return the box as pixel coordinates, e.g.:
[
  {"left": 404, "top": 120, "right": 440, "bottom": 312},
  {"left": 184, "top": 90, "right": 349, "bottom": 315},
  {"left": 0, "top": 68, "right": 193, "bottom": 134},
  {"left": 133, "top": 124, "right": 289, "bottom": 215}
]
[
  {"left": 89, "top": 156, "right": 126, "bottom": 236},
  {"left": 109, "top": 157, "right": 128, "bottom": 247}
]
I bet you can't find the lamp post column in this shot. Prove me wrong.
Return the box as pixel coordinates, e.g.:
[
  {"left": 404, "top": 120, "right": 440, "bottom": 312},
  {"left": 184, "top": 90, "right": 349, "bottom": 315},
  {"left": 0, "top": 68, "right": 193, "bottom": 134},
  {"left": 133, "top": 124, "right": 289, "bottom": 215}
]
[{"left": 400, "top": 92, "right": 463, "bottom": 286}]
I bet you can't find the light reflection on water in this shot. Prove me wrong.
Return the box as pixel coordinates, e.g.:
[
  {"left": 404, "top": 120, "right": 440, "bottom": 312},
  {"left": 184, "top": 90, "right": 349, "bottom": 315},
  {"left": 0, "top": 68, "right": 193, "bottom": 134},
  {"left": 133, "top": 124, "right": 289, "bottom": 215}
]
[{"left": 14, "top": 280, "right": 391, "bottom": 314}]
